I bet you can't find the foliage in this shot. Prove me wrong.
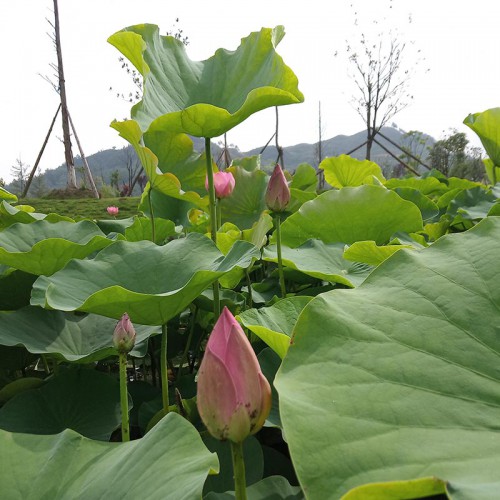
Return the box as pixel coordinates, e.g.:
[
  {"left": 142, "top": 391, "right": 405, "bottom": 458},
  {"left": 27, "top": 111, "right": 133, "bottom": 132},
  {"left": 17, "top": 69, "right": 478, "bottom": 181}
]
[{"left": 1, "top": 23, "right": 500, "bottom": 500}]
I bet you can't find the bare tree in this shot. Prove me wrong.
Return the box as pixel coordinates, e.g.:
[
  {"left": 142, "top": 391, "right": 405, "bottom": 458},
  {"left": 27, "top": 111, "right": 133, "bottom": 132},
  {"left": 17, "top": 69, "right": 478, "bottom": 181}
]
[{"left": 340, "top": 4, "right": 427, "bottom": 160}]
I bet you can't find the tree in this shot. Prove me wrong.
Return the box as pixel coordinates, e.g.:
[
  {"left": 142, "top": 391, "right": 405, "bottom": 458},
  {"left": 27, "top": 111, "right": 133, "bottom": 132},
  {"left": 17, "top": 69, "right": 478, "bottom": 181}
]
[
  {"left": 339, "top": 3, "right": 427, "bottom": 160},
  {"left": 399, "top": 130, "right": 432, "bottom": 171},
  {"left": 428, "top": 129, "right": 485, "bottom": 181},
  {"left": 10, "top": 159, "right": 29, "bottom": 195}
]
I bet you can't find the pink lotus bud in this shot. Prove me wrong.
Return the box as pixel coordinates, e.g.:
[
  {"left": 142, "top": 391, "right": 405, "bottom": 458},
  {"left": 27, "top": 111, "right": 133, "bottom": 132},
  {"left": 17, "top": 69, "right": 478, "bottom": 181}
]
[
  {"left": 113, "top": 313, "right": 136, "bottom": 353},
  {"left": 205, "top": 171, "right": 235, "bottom": 199},
  {"left": 265, "top": 164, "right": 290, "bottom": 212},
  {"left": 107, "top": 206, "right": 119, "bottom": 216},
  {"left": 197, "top": 307, "right": 272, "bottom": 443}
]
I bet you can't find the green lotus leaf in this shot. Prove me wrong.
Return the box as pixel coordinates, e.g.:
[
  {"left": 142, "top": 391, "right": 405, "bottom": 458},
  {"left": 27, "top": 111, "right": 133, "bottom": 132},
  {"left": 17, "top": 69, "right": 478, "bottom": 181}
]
[
  {"left": 111, "top": 119, "right": 209, "bottom": 208},
  {"left": 0, "top": 268, "right": 36, "bottom": 310},
  {"left": 0, "top": 220, "right": 115, "bottom": 276},
  {"left": 204, "top": 476, "right": 303, "bottom": 500},
  {"left": 0, "top": 201, "right": 73, "bottom": 229},
  {"left": 124, "top": 216, "right": 177, "bottom": 244},
  {"left": 263, "top": 240, "right": 372, "bottom": 287},
  {"left": 279, "top": 185, "right": 423, "bottom": 247},
  {"left": 31, "top": 233, "right": 259, "bottom": 325},
  {"left": 0, "top": 411, "right": 218, "bottom": 499},
  {"left": 383, "top": 177, "right": 447, "bottom": 196},
  {"left": 0, "top": 307, "right": 159, "bottom": 362},
  {"left": 321, "top": 155, "right": 385, "bottom": 188},
  {"left": 390, "top": 187, "right": 439, "bottom": 221},
  {"left": 0, "top": 367, "right": 123, "bottom": 440},
  {"left": 343, "top": 241, "right": 414, "bottom": 266},
  {"left": 237, "top": 296, "right": 312, "bottom": 359},
  {"left": 0, "top": 377, "right": 44, "bottom": 404},
  {"left": 446, "top": 186, "right": 498, "bottom": 221},
  {"left": 219, "top": 165, "right": 269, "bottom": 229},
  {"left": 108, "top": 24, "right": 304, "bottom": 137},
  {"left": 275, "top": 216, "right": 500, "bottom": 499},
  {"left": 258, "top": 348, "right": 282, "bottom": 428},
  {"left": 0, "top": 187, "right": 17, "bottom": 202},
  {"left": 464, "top": 107, "right": 500, "bottom": 166}
]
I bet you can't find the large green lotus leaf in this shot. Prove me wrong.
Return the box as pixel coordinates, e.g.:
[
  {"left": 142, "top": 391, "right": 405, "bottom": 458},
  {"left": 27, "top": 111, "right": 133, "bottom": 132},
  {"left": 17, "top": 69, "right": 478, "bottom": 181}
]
[
  {"left": 111, "top": 120, "right": 208, "bottom": 208},
  {"left": 0, "top": 411, "right": 218, "bottom": 499},
  {"left": 446, "top": 186, "right": 498, "bottom": 221},
  {"left": 343, "top": 241, "right": 414, "bottom": 266},
  {"left": 279, "top": 185, "right": 423, "bottom": 247},
  {"left": 275, "top": 216, "right": 500, "bottom": 499},
  {"left": 237, "top": 297, "right": 312, "bottom": 359},
  {"left": 384, "top": 177, "right": 447, "bottom": 196},
  {"left": 31, "top": 233, "right": 259, "bottom": 325},
  {"left": 321, "top": 155, "right": 385, "bottom": 188},
  {"left": 219, "top": 165, "right": 269, "bottom": 229},
  {"left": 391, "top": 187, "right": 439, "bottom": 221},
  {"left": 263, "top": 240, "right": 372, "bottom": 287},
  {"left": 0, "top": 201, "right": 73, "bottom": 229},
  {"left": 108, "top": 24, "right": 304, "bottom": 136},
  {"left": 0, "top": 187, "right": 17, "bottom": 202},
  {"left": 0, "top": 367, "right": 123, "bottom": 440},
  {"left": 204, "top": 476, "right": 304, "bottom": 500},
  {"left": 0, "top": 220, "right": 114, "bottom": 276},
  {"left": 0, "top": 267, "right": 36, "bottom": 310},
  {"left": 0, "top": 307, "right": 159, "bottom": 362},
  {"left": 124, "top": 216, "right": 177, "bottom": 244},
  {"left": 464, "top": 108, "right": 500, "bottom": 166}
]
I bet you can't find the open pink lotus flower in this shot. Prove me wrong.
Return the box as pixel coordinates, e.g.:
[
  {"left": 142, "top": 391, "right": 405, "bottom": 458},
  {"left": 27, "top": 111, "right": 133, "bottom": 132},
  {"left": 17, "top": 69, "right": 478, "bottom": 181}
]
[
  {"left": 265, "top": 164, "right": 290, "bottom": 212},
  {"left": 205, "top": 171, "right": 235, "bottom": 199},
  {"left": 107, "top": 206, "right": 119, "bottom": 216},
  {"left": 197, "top": 307, "right": 272, "bottom": 443},
  {"left": 113, "top": 313, "right": 136, "bottom": 353}
]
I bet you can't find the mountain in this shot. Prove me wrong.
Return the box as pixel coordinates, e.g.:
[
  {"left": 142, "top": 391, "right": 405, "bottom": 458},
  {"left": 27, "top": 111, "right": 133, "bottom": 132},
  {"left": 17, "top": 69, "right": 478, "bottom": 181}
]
[{"left": 10, "top": 127, "right": 434, "bottom": 195}]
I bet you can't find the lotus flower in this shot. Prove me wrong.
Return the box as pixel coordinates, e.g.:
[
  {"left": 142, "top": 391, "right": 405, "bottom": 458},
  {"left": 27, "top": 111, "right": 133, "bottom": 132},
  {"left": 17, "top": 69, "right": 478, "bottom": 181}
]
[
  {"left": 205, "top": 171, "right": 235, "bottom": 199},
  {"left": 113, "top": 313, "right": 136, "bottom": 353},
  {"left": 197, "top": 307, "right": 272, "bottom": 443},
  {"left": 107, "top": 206, "right": 119, "bottom": 216},
  {"left": 265, "top": 164, "right": 290, "bottom": 212}
]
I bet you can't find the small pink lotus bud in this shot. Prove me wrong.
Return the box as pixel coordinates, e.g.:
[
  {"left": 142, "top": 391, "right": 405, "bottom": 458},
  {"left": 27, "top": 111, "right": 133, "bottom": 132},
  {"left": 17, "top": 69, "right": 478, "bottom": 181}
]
[
  {"left": 265, "top": 164, "right": 290, "bottom": 212},
  {"left": 205, "top": 172, "right": 235, "bottom": 199},
  {"left": 113, "top": 313, "right": 136, "bottom": 353},
  {"left": 197, "top": 307, "right": 272, "bottom": 443},
  {"left": 107, "top": 206, "right": 119, "bottom": 216}
]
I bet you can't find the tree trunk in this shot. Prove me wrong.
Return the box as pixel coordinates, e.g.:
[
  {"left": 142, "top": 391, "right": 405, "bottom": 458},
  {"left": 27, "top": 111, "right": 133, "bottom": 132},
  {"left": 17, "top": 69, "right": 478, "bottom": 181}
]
[
  {"left": 366, "top": 133, "right": 373, "bottom": 161},
  {"left": 53, "top": 0, "right": 77, "bottom": 189}
]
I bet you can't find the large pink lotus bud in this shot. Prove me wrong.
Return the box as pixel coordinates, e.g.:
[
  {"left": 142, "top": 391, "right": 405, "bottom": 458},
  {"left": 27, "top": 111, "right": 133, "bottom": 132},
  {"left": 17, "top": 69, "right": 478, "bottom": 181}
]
[
  {"left": 205, "top": 171, "right": 236, "bottom": 199},
  {"left": 197, "top": 307, "right": 272, "bottom": 443},
  {"left": 113, "top": 313, "right": 136, "bottom": 353},
  {"left": 265, "top": 164, "right": 290, "bottom": 212}
]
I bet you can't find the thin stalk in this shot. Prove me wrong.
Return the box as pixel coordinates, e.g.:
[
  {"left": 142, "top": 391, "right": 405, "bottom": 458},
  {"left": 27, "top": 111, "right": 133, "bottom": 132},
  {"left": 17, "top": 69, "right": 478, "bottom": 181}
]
[
  {"left": 147, "top": 188, "right": 156, "bottom": 243},
  {"left": 275, "top": 214, "right": 286, "bottom": 298},
  {"left": 245, "top": 270, "right": 253, "bottom": 308},
  {"left": 230, "top": 440, "right": 247, "bottom": 500},
  {"left": 119, "top": 352, "right": 130, "bottom": 442},
  {"left": 205, "top": 137, "right": 221, "bottom": 317},
  {"left": 176, "top": 306, "right": 197, "bottom": 382},
  {"left": 160, "top": 323, "right": 170, "bottom": 414}
]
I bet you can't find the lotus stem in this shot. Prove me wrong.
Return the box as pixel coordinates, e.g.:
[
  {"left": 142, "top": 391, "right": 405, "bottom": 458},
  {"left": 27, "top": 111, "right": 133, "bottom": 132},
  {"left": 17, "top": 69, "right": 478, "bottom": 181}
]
[
  {"left": 161, "top": 323, "right": 170, "bottom": 414},
  {"left": 119, "top": 352, "right": 130, "bottom": 442},
  {"left": 176, "top": 306, "right": 197, "bottom": 381},
  {"left": 230, "top": 440, "right": 248, "bottom": 500},
  {"left": 147, "top": 187, "right": 156, "bottom": 243},
  {"left": 205, "top": 137, "right": 221, "bottom": 317},
  {"left": 275, "top": 214, "right": 286, "bottom": 298}
]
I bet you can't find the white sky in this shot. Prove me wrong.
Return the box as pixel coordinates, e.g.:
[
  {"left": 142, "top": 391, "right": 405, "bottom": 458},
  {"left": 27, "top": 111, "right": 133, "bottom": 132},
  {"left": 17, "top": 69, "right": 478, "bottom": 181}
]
[{"left": 1, "top": 0, "right": 499, "bottom": 183}]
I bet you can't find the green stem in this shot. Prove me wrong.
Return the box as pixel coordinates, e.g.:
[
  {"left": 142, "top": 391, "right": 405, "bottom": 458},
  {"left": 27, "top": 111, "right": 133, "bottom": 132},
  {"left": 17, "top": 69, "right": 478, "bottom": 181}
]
[
  {"left": 230, "top": 440, "right": 247, "bottom": 500},
  {"left": 205, "top": 137, "right": 221, "bottom": 318},
  {"left": 176, "top": 306, "right": 197, "bottom": 381},
  {"left": 147, "top": 187, "right": 156, "bottom": 243},
  {"left": 275, "top": 214, "right": 286, "bottom": 298},
  {"left": 161, "top": 323, "right": 170, "bottom": 414},
  {"left": 245, "top": 269, "right": 253, "bottom": 309},
  {"left": 119, "top": 352, "right": 130, "bottom": 442}
]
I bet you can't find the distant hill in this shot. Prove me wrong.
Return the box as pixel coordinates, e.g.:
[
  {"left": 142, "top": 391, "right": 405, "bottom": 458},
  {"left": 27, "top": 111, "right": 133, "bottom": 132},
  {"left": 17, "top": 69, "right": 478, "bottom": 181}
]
[{"left": 10, "top": 127, "right": 435, "bottom": 196}]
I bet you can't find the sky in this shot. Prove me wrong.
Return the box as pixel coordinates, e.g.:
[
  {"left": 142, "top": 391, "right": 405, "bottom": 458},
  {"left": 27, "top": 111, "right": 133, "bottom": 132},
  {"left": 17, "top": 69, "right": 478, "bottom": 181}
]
[{"left": 1, "top": 0, "right": 499, "bottom": 183}]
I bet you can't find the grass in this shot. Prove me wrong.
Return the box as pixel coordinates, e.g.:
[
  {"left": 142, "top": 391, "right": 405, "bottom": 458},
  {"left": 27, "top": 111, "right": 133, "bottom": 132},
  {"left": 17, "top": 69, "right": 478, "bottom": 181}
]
[{"left": 19, "top": 197, "right": 142, "bottom": 220}]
